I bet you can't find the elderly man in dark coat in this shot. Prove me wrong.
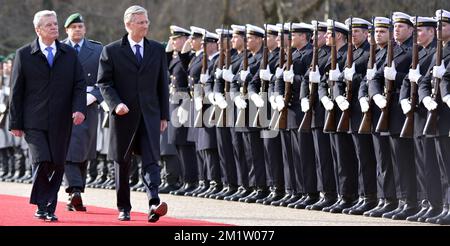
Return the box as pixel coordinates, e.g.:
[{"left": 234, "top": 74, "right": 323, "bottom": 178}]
[
  {"left": 9, "top": 10, "right": 86, "bottom": 222},
  {"left": 97, "top": 5, "right": 170, "bottom": 223}
]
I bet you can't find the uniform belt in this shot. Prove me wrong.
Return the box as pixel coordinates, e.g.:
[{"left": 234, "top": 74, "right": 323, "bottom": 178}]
[{"left": 86, "top": 86, "right": 95, "bottom": 92}]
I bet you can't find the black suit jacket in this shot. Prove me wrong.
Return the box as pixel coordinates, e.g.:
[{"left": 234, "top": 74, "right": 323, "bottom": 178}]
[{"left": 98, "top": 35, "right": 169, "bottom": 162}]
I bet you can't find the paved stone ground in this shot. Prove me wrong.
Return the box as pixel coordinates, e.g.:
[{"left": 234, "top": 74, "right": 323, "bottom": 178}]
[{"left": 0, "top": 182, "right": 433, "bottom": 226}]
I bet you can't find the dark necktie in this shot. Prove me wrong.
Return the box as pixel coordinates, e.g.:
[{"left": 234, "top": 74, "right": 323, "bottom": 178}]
[
  {"left": 135, "top": 44, "right": 142, "bottom": 65},
  {"left": 74, "top": 43, "right": 80, "bottom": 55}
]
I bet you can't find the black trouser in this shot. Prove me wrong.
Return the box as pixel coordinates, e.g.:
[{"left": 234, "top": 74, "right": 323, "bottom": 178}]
[
  {"left": 372, "top": 133, "right": 396, "bottom": 199},
  {"left": 312, "top": 128, "right": 336, "bottom": 194},
  {"left": 115, "top": 121, "right": 162, "bottom": 212},
  {"left": 196, "top": 149, "right": 221, "bottom": 182},
  {"left": 414, "top": 136, "right": 442, "bottom": 206},
  {"left": 242, "top": 131, "right": 266, "bottom": 188},
  {"left": 176, "top": 144, "right": 198, "bottom": 183},
  {"left": 280, "top": 131, "right": 300, "bottom": 193},
  {"left": 64, "top": 161, "right": 88, "bottom": 193},
  {"left": 298, "top": 131, "right": 318, "bottom": 194},
  {"left": 30, "top": 162, "right": 65, "bottom": 213},
  {"left": 390, "top": 135, "right": 416, "bottom": 202},
  {"left": 263, "top": 134, "right": 284, "bottom": 188},
  {"left": 352, "top": 133, "right": 377, "bottom": 197},
  {"left": 330, "top": 133, "right": 358, "bottom": 198},
  {"left": 160, "top": 154, "right": 181, "bottom": 185},
  {"left": 230, "top": 130, "right": 249, "bottom": 187},
  {"left": 435, "top": 136, "right": 450, "bottom": 205},
  {"left": 216, "top": 128, "right": 238, "bottom": 186}
]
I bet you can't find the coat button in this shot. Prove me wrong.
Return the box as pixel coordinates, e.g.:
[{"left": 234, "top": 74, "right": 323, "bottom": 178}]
[{"left": 88, "top": 73, "right": 91, "bottom": 77}]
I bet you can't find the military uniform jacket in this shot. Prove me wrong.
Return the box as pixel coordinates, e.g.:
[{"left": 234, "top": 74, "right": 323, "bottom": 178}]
[
  {"left": 335, "top": 40, "right": 370, "bottom": 133},
  {"left": 64, "top": 38, "right": 103, "bottom": 162},
  {"left": 318, "top": 43, "right": 348, "bottom": 128},
  {"left": 368, "top": 36, "right": 413, "bottom": 135},
  {"left": 358, "top": 46, "right": 388, "bottom": 130},
  {"left": 98, "top": 35, "right": 170, "bottom": 163},
  {"left": 399, "top": 40, "right": 436, "bottom": 137},
  {"left": 418, "top": 42, "right": 450, "bottom": 136},
  {"left": 9, "top": 39, "right": 86, "bottom": 164},
  {"left": 189, "top": 53, "right": 219, "bottom": 150},
  {"left": 167, "top": 51, "right": 193, "bottom": 145},
  {"left": 275, "top": 44, "right": 313, "bottom": 129},
  {"left": 300, "top": 46, "right": 330, "bottom": 128},
  {"left": 230, "top": 47, "right": 263, "bottom": 132}
]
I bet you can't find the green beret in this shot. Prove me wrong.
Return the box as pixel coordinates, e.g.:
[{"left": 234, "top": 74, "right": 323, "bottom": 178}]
[
  {"left": 0, "top": 55, "right": 5, "bottom": 62},
  {"left": 64, "top": 13, "right": 84, "bottom": 28}
]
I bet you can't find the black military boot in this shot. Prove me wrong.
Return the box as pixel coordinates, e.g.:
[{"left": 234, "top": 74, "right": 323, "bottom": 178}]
[
  {"left": 406, "top": 200, "right": 430, "bottom": 222},
  {"left": 348, "top": 195, "right": 378, "bottom": 215},
  {"left": 425, "top": 204, "right": 449, "bottom": 224},
  {"left": 306, "top": 193, "right": 338, "bottom": 211},
  {"left": 369, "top": 198, "right": 398, "bottom": 217}
]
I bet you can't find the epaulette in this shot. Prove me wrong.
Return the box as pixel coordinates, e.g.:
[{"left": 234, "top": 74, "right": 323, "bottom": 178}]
[{"left": 88, "top": 39, "right": 102, "bottom": 45}]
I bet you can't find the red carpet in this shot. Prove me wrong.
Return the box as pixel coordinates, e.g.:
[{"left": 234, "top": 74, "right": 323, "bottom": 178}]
[{"left": 0, "top": 194, "right": 231, "bottom": 226}]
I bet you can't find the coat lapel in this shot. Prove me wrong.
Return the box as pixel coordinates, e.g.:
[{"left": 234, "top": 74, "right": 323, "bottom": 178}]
[
  {"left": 78, "top": 39, "right": 94, "bottom": 64},
  {"left": 139, "top": 38, "right": 154, "bottom": 73},
  {"left": 120, "top": 35, "right": 139, "bottom": 68}
]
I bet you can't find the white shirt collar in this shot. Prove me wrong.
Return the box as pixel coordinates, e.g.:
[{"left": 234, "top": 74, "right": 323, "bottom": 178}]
[
  {"left": 209, "top": 51, "right": 219, "bottom": 61},
  {"left": 127, "top": 35, "right": 144, "bottom": 55},
  {"left": 38, "top": 37, "right": 56, "bottom": 56}
]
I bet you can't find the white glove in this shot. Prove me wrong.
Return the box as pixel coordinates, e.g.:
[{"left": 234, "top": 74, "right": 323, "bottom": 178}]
[
  {"left": 200, "top": 72, "right": 210, "bottom": 84},
  {"left": 240, "top": 69, "right": 250, "bottom": 82},
  {"left": 207, "top": 92, "right": 216, "bottom": 105},
  {"left": 214, "top": 68, "right": 223, "bottom": 80},
  {"left": 329, "top": 64, "right": 341, "bottom": 81},
  {"left": 359, "top": 97, "right": 370, "bottom": 113},
  {"left": 222, "top": 67, "right": 235, "bottom": 82},
  {"left": 181, "top": 41, "right": 192, "bottom": 54},
  {"left": 269, "top": 95, "right": 277, "bottom": 110},
  {"left": 422, "top": 96, "right": 438, "bottom": 111},
  {"left": 177, "top": 104, "right": 189, "bottom": 124},
  {"left": 443, "top": 95, "right": 450, "bottom": 109},
  {"left": 234, "top": 96, "right": 247, "bottom": 109},
  {"left": 260, "top": 65, "right": 273, "bottom": 81},
  {"left": 301, "top": 98, "right": 310, "bottom": 112},
  {"left": 335, "top": 95, "right": 350, "bottom": 111},
  {"left": 408, "top": 64, "right": 421, "bottom": 83},
  {"left": 194, "top": 97, "right": 203, "bottom": 111},
  {"left": 373, "top": 94, "right": 387, "bottom": 109},
  {"left": 250, "top": 93, "right": 264, "bottom": 108},
  {"left": 87, "top": 93, "right": 97, "bottom": 106},
  {"left": 344, "top": 63, "right": 355, "bottom": 81},
  {"left": 432, "top": 61, "right": 446, "bottom": 79},
  {"left": 100, "top": 101, "right": 109, "bottom": 112},
  {"left": 275, "top": 67, "right": 284, "bottom": 79},
  {"left": 165, "top": 39, "right": 174, "bottom": 52},
  {"left": 283, "top": 65, "right": 294, "bottom": 83},
  {"left": 366, "top": 64, "right": 377, "bottom": 81},
  {"left": 321, "top": 96, "right": 334, "bottom": 111},
  {"left": 275, "top": 95, "right": 285, "bottom": 111},
  {"left": 400, "top": 99, "right": 412, "bottom": 114},
  {"left": 215, "top": 93, "right": 228, "bottom": 109},
  {"left": 384, "top": 61, "right": 397, "bottom": 81},
  {"left": 309, "top": 66, "right": 321, "bottom": 83}
]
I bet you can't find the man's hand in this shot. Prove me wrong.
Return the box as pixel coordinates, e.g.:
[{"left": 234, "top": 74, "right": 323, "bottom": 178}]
[
  {"left": 73, "top": 112, "right": 85, "bottom": 125},
  {"left": 115, "top": 103, "right": 129, "bottom": 115},
  {"left": 10, "top": 130, "right": 23, "bottom": 137},
  {"left": 160, "top": 120, "right": 168, "bottom": 133}
]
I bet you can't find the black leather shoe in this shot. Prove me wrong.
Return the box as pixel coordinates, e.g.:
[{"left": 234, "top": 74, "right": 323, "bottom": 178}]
[
  {"left": 45, "top": 213, "right": 58, "bottom": 222},
  {"left": 215, "top": 187, "right": 238, "bottom": 200},
  {"left": 224, "top": 187, "right": 249, "bottom": 201},
  {"left": 159, "top": 184, "right": 180, "bottom": 194},
  {"left": 245, "top": 189, "right": 270, "bottom": 203},
  {"left": 391, "top": 203, "right": 420, "bottom": 220},
  {"left": 329, "top": 199, "right": 358, "bottom": 213},
  {"left": 363, "top": 199, "right": 384, "bottom": 216},
  {"left": 369, "top": 199, "right": 398, "bottom": 218},
  {"left": 148, "top": 202, "right": 168, "bottom": 223},
  {"left": 343, "top": 198, "right": 364, "bottom": 214},
  {"left": 34, "top": 207, "right": 47, "bottom": 219},
  {"left": 294, "top": 195, "right": 320, "bottom": 209},
  {"left": 406, "top": 201, "right": 430, "bottom": 222},
  {"left": 416, "top": 206, "right": 442, "bottom": 222},
  {"left": 322, "top": 198, "right": 342, "bottom": 212},
  {"left": 425, "top": 205, "right": 449, "bottom": 224},
  {"left": 306, "top": 195, "right": 337, "bottom": 211},
  {"left": 270, "top": 193, "right": 293, "bottom": 206},
  {"left": 118, "top": 211, "right": 131, "bottom": 221},
  {"left": 437, "top": 212, "right": 450, "bottom": 225},
  {"left": 381, "top": 202, "right": 405, "bottom": 219},
  {"left": 349, "top": 199, "right": 378, "bottom": 215},
  {"left": 67, "top": 191, "right": 87, "bottom": 211},
  {"left": 238, "top": 190, "right": 257, "bottom": 202}
]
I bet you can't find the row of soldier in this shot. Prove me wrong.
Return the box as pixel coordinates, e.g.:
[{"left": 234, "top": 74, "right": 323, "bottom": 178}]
[{"left": 164, "top": 9, "right": 450, "bottom": 225}]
